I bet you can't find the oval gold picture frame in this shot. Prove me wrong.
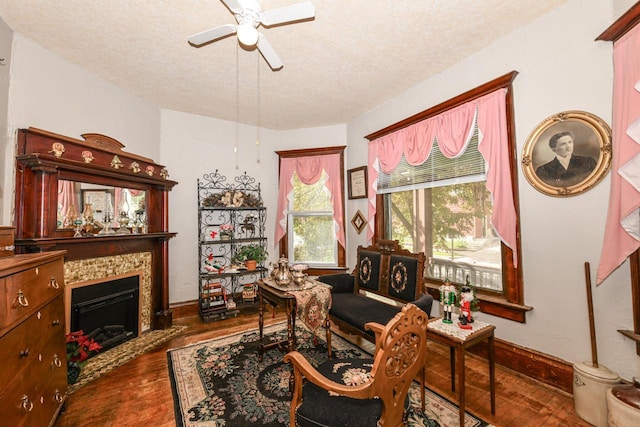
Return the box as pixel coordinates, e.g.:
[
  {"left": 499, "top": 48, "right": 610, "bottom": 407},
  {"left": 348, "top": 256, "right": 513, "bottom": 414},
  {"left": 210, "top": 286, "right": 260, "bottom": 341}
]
[{"left": 521, "top": 110, "right": 612, "bottom": 197}]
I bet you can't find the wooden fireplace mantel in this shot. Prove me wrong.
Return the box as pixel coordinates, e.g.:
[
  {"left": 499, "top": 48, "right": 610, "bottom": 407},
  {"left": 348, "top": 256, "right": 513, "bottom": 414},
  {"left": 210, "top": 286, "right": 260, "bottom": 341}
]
[{"left": 13, "top": 127, "right": 178, "bottom": 329}]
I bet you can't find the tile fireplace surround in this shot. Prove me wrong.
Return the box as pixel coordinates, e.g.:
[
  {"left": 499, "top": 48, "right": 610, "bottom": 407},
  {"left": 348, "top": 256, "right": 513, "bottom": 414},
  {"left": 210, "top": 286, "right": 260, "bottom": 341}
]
[{"left": 64, "top": 252, "right": 153, "bottom": 333}]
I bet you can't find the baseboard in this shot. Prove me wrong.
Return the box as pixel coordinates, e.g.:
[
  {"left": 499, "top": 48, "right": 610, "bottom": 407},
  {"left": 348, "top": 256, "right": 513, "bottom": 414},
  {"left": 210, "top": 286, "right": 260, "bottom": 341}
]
[
  {"left": 170, "top": 300, "right": 199, "bottom": 319},
  {"left": 168, "top": 300, "right": 574, "bottom": 394},
  {"left": 467, "top": 337, "right": 574, "bottom": 394}
]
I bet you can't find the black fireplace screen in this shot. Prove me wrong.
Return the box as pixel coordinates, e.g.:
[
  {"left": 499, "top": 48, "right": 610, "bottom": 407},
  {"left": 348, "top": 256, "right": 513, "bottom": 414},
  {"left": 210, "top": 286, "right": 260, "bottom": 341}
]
[{"left": 71, "top": 276, "right": 140, "bottom": 352}]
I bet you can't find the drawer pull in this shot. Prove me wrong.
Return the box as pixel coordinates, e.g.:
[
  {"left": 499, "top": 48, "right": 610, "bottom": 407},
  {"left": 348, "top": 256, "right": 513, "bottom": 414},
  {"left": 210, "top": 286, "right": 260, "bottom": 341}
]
[
  {"left": 15, "top": 290, "right": 29, "bottom": 307},
  {"left": 21, "top": 395, "right": 33, "bottom": 412},
  {"left": 52, "top": 319, "right": 61, "bottom": 326},
  {"left": 19, "top": 348, "right": 30, "bottom": 358},
  {"left": 49, "top": 276, "right": 59, "bottom": 289},
  {"left": 3, "top": 245, "right": 14, "bottom": 251},
  {"left": 54, "top": 389, "right": 64, "bottom": 403},
  {"left": 52, "top": 353, "right": 62, "bottom": 369}
]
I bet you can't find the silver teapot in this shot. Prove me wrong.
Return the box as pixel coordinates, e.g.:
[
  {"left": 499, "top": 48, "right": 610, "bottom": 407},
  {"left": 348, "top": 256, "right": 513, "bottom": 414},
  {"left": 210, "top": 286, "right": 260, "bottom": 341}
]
[{"left": 271, "top": 257, "right": 293, "bottom": 285}]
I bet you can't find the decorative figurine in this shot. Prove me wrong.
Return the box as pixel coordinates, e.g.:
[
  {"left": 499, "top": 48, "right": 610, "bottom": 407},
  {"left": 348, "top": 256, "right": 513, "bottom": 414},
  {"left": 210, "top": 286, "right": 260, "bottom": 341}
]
[
  {"left": 129, "top": 161, "right": 141, "bottom": 173},
  {"left": 110, "top": 155, "right": 123, "bottom": 169},
  {"left": 81, "top": 150, "right": 94, "bottom": 163},
  {"left": 49, "top": 142, "right": 65, "bottom": 158},
  {"left": 458, "top": 286, "right": 475, "bottom": 330},
  {"left": 439, "top": 279, "right": 456, "bottom": 324}
]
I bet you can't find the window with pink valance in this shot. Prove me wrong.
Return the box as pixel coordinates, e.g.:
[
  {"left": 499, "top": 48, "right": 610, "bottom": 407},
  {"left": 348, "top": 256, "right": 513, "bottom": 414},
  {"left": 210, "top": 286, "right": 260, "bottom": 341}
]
[
  {"left": 367, "top": 88, "right": 518, "bottom": 265},
  {"left": 275, "top": 153, "right": 345, "bottom": 249}
]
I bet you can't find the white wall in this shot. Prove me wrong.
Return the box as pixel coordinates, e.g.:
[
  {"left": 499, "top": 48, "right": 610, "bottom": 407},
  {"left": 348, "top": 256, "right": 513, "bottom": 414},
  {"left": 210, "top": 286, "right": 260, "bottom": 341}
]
[
  {"left": 2, "top": 0, "right": 639, "bottom": 382},
  {"left": 347, "top": 0, "right": 639, "bottom": 380},
  {"left": 0, "top": 18, "right": 12, "bottom": 224},
  {"left": 2, "top": 35, "right": 161, "bottom": 223}
]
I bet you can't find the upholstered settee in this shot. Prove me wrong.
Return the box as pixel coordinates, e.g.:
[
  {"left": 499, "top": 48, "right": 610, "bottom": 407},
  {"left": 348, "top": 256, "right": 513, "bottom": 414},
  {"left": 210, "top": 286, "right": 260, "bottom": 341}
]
[{"left": 318, "top": 240, "right": 433, "bottom": 341}]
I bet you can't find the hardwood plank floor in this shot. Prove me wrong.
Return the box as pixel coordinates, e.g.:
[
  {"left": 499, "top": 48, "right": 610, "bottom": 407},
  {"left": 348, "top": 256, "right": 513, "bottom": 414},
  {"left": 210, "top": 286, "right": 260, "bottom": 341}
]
[{"left": 54, "top": 310, "right": 592, "bottom": 426}]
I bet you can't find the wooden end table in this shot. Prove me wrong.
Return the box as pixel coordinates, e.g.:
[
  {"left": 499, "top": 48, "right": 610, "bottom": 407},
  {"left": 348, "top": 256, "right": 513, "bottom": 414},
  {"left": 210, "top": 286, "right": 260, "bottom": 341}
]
[
  {"left": 256, "top": 278, "right": 332, "bottom": 358},
  {"left": 425, "top": 317, "right": 496, "bottom": 426}
]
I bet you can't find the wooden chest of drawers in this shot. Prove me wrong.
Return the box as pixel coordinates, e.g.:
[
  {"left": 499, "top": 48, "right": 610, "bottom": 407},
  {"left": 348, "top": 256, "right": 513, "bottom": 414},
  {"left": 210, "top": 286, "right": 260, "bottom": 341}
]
[{"left": 0, "top": 251, "right": 67, "bottom": 427}]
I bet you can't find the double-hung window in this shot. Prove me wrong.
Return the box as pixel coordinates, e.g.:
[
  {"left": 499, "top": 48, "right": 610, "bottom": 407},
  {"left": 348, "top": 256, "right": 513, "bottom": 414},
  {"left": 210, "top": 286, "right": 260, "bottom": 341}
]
[{"left": 287, "top": 171, "right": 338, "bottom": 267}]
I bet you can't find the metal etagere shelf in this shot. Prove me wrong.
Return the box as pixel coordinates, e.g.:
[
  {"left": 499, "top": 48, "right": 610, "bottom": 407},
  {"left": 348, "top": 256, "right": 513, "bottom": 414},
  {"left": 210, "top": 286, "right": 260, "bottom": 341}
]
[{"left": 197, "top": 170, "right": 267, "bottom": 322}]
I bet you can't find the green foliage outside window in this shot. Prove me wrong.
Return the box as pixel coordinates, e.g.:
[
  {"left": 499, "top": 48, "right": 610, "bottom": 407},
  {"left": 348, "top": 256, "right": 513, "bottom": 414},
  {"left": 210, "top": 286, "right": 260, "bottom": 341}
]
[{"left": 290, "top": 173, "right": 336, "bottom": 265}]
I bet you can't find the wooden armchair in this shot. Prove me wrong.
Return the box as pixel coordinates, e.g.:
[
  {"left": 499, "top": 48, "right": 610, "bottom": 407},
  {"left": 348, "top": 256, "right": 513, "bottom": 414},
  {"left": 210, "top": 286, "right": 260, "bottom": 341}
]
[{"left": 284, "top": 303, "right": 429, "bottom": 427}]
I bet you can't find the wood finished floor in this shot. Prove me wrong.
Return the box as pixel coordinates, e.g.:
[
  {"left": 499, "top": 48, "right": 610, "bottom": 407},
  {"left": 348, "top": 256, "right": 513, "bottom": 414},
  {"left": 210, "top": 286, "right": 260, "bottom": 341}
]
[{"left": 54, "top": 309, "right": 592, "bottom": 427}]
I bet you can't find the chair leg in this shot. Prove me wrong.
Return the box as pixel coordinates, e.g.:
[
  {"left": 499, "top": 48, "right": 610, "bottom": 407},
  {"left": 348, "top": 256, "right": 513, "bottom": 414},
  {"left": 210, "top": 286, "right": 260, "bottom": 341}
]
[{"left": 421, "top": 366, "right": 426, "bottom": 412}]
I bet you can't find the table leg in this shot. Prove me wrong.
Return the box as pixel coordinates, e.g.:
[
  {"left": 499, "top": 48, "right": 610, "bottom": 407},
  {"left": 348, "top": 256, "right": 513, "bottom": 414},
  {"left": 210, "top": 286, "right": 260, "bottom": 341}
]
[
  {"left": 450, "top": 346, "right": 456, "bottom": 392},
  {"left": 286, "top": 300, "right": 296, "bottom": 353},
  {"left": 458, "top": 346, "right": 466, "bottom": 427},
  {"left": 325, "top": 317, "right": 332, "bottom": 359},
  {"left": 258, "top": 290, "right": 265, "bottom": 360},
  {"left": 489, "top": 334, "right": 496, "bottom": 415}
]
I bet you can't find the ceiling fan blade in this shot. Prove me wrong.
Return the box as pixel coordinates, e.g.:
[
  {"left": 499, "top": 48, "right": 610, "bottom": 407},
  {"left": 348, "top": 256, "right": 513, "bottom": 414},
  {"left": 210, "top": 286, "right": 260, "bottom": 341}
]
[
  {"left": 257, "top": 34, "right": 283, "bottom": 70},
  {"left": 220, "top": 0, "right": 243, "bottom": 14},
  {"left": 260, "top": 1, "right": 315, "bottom": 27},
  {"left": 188, "top": 24, "right": 237, "bottom": 46}
]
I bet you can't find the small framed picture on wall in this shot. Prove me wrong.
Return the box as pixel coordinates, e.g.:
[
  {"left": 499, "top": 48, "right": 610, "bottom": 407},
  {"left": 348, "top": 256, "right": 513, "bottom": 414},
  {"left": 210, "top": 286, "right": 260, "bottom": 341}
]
[{"left": 347, "top": 166, "right": 368, "bottom": 200}]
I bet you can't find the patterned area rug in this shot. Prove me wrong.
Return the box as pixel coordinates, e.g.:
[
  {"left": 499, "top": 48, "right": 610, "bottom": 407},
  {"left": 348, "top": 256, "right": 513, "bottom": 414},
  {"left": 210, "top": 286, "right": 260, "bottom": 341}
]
[
  {"left": 167, "top": 322, "right": 491, "bottom": 427},
  {"left": 68, "top": 324, "right": 187, "bottom": 394}
]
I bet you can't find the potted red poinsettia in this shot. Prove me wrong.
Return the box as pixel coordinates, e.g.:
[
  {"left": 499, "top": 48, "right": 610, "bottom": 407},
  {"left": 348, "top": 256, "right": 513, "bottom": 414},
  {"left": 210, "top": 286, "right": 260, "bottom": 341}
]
[{"left": 66, "top": 330, "right": 102, "bottom": 384}]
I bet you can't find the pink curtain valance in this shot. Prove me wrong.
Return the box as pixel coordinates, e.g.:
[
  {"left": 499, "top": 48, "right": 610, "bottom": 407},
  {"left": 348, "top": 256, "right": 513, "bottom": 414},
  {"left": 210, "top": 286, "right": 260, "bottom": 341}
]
[
  {"left": 274, "top": 153, "right": 345, "bottom": 248},
  {"left": 597, "top": 24, "right": 640, "bottom": 285},
  {"left": 367, "top": 88, "right": 517, "bottom": 265}
]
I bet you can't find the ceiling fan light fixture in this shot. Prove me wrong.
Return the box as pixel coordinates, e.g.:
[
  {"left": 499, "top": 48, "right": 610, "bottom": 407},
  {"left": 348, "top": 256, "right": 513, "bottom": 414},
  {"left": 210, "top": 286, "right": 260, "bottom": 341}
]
[{"left": 237, "top": 22, "right": 258, "bottom": 46}]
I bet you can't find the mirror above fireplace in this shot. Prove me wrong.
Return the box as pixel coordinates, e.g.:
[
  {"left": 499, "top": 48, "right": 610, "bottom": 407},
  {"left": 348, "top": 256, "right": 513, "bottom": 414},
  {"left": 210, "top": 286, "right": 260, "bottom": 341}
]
[{"left": 57, "top": 180, "right": 146, "bottom": 233}]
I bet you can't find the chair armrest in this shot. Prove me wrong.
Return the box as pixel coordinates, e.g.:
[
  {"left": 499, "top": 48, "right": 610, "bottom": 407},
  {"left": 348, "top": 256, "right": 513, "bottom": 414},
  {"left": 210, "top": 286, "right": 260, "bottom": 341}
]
[
  {"left": 364, "top": 322, "right": 385, "bottom": 354},
  {"left": 317, "top": 273, "right": 354, "bottom": 294},
  {"left": 284, "top": 351, "right": 372, "bottom": 399},
  {"left": 412, "top": 293, "right": 434, "bottom": 317}
]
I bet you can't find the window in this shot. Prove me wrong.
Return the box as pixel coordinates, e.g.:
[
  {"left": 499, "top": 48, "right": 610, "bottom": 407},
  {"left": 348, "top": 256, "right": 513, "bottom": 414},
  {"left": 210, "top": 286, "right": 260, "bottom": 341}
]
[
  {"left": 288, "top": 171, "right": 338, "bottom": 266},
  {"left": 380, "top": 125, "right": 503, "bottom": 292},
  {"left": 275, "top": 146, "right": 347, "bottom": 275},
  {"left": 366, "top": 72, "right": 530, "bottom": 322}
]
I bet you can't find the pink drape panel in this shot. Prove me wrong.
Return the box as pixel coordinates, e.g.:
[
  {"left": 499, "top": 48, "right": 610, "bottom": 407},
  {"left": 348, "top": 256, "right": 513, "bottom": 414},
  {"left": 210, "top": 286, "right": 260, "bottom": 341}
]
[
  {"left": 367, "top": 89, "right": 517, "bottom": 264},
  {"left": 58, "top": 180, "right": 77, "bottom": 219},
  {"left": 477, "top": 90, "right": 518, "bottom": 262},
  {"left": 274, "top": 153, "right": 345, "bottom": 248},
  {"left": 114, "top": 188, "right": 122, "bottom": 215},
  {"left": 597, "top": 25, "right": 640, "bottom": 285}
]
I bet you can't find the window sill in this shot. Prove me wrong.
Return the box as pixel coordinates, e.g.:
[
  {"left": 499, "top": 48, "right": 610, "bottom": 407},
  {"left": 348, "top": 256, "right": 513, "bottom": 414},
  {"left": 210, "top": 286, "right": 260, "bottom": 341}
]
[
  {"left": 307, "top": 266, "right": 350, "bottom": 277},
  {"left": 424, "top": 282, "right": 533, "bottom": 323}
]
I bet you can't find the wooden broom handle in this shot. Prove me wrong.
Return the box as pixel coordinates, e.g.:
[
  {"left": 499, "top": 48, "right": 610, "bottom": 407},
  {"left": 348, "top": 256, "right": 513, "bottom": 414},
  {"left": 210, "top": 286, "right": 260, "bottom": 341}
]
[{"left": 585, "top": 262, "right": 598, "bottom": 368}]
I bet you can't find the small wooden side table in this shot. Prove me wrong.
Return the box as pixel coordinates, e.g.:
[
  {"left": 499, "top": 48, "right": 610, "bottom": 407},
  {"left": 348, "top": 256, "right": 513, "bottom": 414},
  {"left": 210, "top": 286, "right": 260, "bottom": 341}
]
[
  {"left": 426, "top": 317, "right": 496, "bottom": 426},
  {"left": 257, "top": 279, "right": 298, "bottom": 357},
  {"left": 256, "top": 278, "right": 332, "bottom": 358}
]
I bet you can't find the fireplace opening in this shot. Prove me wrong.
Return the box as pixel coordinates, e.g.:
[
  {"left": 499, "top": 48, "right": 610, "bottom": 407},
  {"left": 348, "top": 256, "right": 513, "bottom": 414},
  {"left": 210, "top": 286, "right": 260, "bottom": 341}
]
[{"left": 70, "top": 275, "right": 140, "bottom": 352}]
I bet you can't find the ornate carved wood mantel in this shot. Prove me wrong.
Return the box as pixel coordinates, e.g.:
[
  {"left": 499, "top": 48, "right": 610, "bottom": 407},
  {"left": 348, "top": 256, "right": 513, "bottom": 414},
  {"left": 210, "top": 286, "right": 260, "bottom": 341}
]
[{"left": 13, "top": 127, "right": 178, "bottom": 329}]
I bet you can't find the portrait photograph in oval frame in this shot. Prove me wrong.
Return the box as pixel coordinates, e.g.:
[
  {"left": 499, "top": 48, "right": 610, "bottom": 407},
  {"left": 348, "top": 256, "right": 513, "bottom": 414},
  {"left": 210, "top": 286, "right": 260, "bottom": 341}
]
[{"left": 521, "top": 110, "right": 612, "bottom": 197}]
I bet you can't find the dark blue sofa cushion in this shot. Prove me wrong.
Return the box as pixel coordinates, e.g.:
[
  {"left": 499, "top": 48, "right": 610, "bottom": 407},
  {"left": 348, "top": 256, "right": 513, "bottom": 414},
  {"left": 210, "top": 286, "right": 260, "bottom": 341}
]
[{"left": 329, "top": 293, "right": 402, "bottom": 337}]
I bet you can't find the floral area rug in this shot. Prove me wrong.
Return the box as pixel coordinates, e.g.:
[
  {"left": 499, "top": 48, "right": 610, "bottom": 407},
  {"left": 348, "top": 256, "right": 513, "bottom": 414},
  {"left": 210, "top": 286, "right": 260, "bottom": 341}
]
[{"left": 167, "top": 322, "right": 492, "bottom": 427}]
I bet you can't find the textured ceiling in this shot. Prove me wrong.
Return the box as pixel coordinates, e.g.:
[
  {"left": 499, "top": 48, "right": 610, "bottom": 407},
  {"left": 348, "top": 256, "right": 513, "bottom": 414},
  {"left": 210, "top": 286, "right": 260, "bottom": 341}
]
[{"left": 0, "top": 0, "right": 567, "bottom": 130}]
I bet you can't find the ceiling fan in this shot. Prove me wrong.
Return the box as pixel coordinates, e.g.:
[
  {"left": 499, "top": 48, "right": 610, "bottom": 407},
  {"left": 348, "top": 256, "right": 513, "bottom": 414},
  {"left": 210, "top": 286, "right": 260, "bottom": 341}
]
[{"left": 188, "top": 0, "right": 316, "bottom": 70}]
